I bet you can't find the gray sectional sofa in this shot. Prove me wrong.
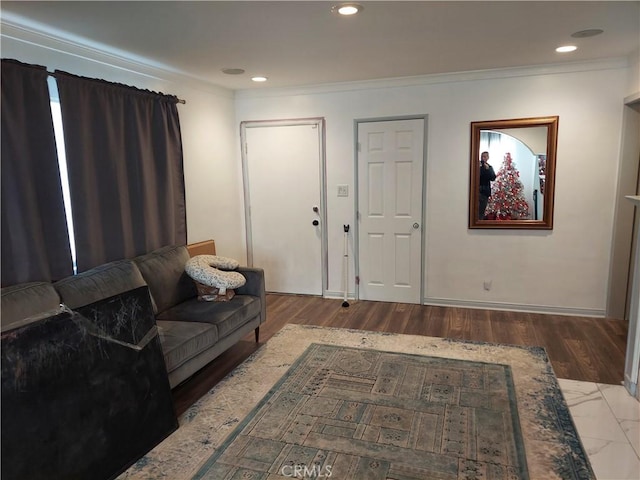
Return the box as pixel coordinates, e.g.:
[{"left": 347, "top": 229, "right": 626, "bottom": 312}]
[{"left": 1, "top": 244, "right": 266, "bottom": 388}]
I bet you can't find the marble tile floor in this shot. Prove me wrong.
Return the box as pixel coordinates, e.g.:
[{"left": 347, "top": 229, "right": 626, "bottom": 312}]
[{"left": 558, "top": 379, "right": 640, "bottom": 480}]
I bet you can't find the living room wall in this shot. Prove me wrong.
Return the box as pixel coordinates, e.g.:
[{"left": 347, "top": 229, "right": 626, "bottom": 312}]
[
  {"left": 235, "top": 60, "right": 631, "bottom": 315},
  {"left": 0, "top": 32, "right": 246, "bottom": 262},
  {"left": 2, "top": 25, "right": 635, "bottom": 316}
]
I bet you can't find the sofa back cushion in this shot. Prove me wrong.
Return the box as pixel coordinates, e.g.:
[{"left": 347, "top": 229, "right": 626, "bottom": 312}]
[
  {"left": 1, "top": 282, "right": 61, "bottom": 330},
  {"left": 54, "top": 260, "right": 147, "bottom": 309},
  {"left": 133, "top": 245, "right": 196, "bottom": 314}
]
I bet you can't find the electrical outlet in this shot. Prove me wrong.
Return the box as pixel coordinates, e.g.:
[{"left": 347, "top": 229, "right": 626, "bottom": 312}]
[
  {"left": 483, "top": 280, "right": 492, "bottom": 291},
  {"left": 337, "top": 185, "right": 349, "bottom": 197}
]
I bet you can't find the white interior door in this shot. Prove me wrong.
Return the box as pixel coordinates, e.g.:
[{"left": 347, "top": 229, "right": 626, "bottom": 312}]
[
  {"left": 357, "top": 118, "right": 425, "bottom": 304},
  {"left": 242, "top": 120, "right": 325, "bottom": 295}
]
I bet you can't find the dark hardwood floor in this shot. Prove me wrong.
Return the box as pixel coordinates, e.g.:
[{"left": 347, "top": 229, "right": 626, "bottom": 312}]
[{"left": 172, "top": 294, "right": 629, "bottom": 416}]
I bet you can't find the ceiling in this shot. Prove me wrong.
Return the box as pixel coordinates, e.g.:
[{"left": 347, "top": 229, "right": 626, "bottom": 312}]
[{"left": 1, "top": 1, "right": 639, "bottom": 91}]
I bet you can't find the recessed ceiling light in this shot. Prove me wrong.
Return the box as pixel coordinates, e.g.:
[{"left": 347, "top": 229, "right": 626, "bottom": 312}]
[
  {"left": 331, "top": 3, "right": 363, "bottom": 16},
  {"left": 222, "top": 68, "right": 245, "bottom": 75},
  {"left": 251, "top": 76, "right": 268, "bottom": 82},
  {"left": 571, "top": 29, "right": 604, "bottom": 38},
  {"left": 556, "top": 45, "right": 578, "bottom": 53}
]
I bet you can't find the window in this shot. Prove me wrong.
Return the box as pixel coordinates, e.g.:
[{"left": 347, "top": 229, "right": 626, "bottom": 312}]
[{"left": 48, "top": 78, "right": 77, "bottom": 274}]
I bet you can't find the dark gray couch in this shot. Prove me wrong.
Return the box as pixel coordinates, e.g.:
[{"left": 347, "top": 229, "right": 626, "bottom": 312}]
[{"left": 1, "top": 244, "right": 266, "bottom": 388}]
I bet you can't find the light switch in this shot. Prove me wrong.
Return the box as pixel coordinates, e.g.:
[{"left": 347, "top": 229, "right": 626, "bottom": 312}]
[{"left": 337, "top": 185, "right": 349, "bottom": 197}]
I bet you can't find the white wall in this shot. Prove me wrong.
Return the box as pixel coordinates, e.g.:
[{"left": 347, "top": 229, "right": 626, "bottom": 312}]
[
  {"left": 2, "top": 24, "right": 632, "bottom": 315},
  {"left": 628, "top": 49, "right": 640, "bottom": 95},
  {"left": 1, "top": 31, "right": 247, "bottom": 262},
  {"left": 235, "top": 61, "right": 629, "bottom": 315}
]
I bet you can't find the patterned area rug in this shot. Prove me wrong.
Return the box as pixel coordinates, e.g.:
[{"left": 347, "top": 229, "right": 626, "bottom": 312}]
[{"left": 120, "top": 325, "right": 594, "bottom": 480}]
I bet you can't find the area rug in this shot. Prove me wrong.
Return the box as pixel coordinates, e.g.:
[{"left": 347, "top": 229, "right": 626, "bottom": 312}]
[{"left": 119, "top": 325, "right": 594, "bottom": 480}]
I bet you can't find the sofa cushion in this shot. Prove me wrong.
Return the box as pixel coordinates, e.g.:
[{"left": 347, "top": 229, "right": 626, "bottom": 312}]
[
  {"left": 54, "top": 260, "right": 147, "bottom": 309},
  {"left": 156, "top": 295, "right": 260, "bottom": 339},
  {"left": 1, "top": 282, "right": 61, "bottom": 330},
  {"left": 156, "top": 320, "right": 218, "bottom": 373},
  {"left": 134, "top": 245, "right": 196, "bottom": 314}
]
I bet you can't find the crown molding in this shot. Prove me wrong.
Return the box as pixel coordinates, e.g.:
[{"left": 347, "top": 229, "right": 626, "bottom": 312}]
[
  {"left": 0, "top": 17, "right": 234, "bottom": 99},
  {"left": 235, "top": 57, "right": 630, "bottom": 100},
  {"left": 1, "top": 13, "right": 629, "bottom": 102}
]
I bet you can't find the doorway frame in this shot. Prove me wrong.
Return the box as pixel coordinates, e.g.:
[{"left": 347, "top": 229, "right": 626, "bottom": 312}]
[
  {"left": 353, "top": 114, "right": 429, "bottom": 304},
  {"left": 240, "top": 117, "right": 329, "bottom": 296}
]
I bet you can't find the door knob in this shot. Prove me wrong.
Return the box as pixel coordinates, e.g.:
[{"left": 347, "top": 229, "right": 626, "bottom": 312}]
[
  {"left": 312, "top": 220, "right": 319, "bottom": 226},
  {"left": 413, "top": 222, "right": 420, "bottom": 229}
]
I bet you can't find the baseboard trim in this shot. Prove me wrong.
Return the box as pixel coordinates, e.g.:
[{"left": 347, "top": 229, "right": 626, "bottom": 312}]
[
  {"left": 324, "top": 292, "right": 604, "bottom": 317},
  {"left": 624, "top": 374, "right": 637, "bottom": 397},
  {"left": 422, "top": 297, "right": 605, "bottom": 318}
]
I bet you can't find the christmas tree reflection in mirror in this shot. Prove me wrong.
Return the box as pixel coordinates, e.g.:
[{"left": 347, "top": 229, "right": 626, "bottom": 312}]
[{"left": 469, "top": 116, "right": 559, "bottom": 230}]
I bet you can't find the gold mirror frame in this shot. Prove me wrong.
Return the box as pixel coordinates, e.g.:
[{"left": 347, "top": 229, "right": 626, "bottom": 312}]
[{"left": 469, "top": 116, "right": 558, "bottom": 229}]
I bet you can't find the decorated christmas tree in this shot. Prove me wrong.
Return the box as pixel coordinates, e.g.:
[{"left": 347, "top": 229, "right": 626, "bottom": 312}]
[{"left": 485, "top": 152, "right": 530, "bottom": 220}]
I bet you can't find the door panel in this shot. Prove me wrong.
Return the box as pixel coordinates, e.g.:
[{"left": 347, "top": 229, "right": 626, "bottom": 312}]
[
  {"left": 243, "top": 121, "right": 324, "bottom": 295},
  {"left": 357, "top": 119, "right": 424, "bottom": 304}
]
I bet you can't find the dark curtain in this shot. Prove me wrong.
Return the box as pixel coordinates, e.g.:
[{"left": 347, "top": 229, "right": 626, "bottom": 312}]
[
  {"left": 1, "top": 59, "right": 73, "bottom": 286},
  {"left": 54, "top": 71, "right": 186, "bottom": 272}
]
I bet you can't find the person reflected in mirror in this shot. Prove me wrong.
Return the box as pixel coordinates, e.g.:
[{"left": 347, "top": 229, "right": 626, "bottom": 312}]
[{"left": 479, "top": 151, "right": 496, "bottom": 219}]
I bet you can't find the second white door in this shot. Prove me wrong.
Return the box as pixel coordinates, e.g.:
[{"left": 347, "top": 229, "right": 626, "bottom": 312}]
[{"left": 357, "top": 118, "right": 425, "bottom": 304}]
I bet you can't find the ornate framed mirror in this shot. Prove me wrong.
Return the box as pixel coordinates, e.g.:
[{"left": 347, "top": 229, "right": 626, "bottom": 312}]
[{"left": 469, "top": 116, "right": 559, "bottom": 229}]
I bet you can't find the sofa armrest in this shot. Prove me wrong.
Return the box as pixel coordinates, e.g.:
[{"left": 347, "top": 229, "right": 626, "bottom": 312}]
[
  {"left": 1, "top": 282, "right": 61, "bottom": 331},
  {"left": 236, "top": 267, "right": 266, "bottom": 324}
]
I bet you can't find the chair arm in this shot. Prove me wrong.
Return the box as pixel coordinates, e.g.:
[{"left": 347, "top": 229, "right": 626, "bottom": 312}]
[{"left": 236, "top": 267, "right": 266, "bottom": 324}]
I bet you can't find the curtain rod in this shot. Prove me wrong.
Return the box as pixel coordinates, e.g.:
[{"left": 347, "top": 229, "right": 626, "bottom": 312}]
[{"left": 46, "top": 71, "right": 186, "bottom": 104}]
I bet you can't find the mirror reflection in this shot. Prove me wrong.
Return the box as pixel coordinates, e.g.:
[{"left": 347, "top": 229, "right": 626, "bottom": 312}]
[
  {"left": 469, "top": 116, "right": 558, "bottom": 229},
  {"left": 479, "top": 127, "right": 547, "bottom": 220}
]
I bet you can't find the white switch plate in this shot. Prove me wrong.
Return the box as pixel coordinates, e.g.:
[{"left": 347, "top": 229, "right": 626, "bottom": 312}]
[{"left": 337, "top": 185, "right": 349, "bottom": 197}]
